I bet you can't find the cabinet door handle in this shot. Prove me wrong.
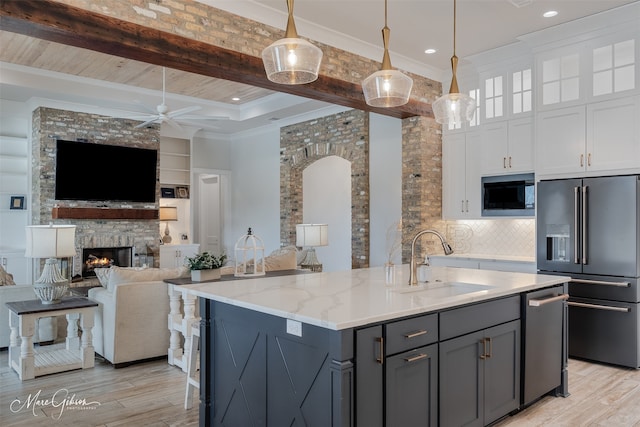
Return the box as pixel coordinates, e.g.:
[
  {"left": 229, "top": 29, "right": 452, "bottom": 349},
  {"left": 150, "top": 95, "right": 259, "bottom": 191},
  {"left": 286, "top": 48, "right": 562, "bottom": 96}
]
[
  {"left": 461, "top": 200, "right": 465, "bottom": 213},
  {"left": 568, "top": 301, "right": 630, "bottom": 313},
  {"left": 503, "top": 157, "right": 507, "bottom": 168},
  {"left": 479, "top": 337, "right": 492, "bottom": 359},
  {"left": 404, "top": 353, "right": 428, "bottom": 363},
  {"left": 404, "top": 330, "right": 428, "bottom": 339},
  {"left": 580, "top": 154, "right": 584, "bottom": 167},
  {"left": 465, "top": 200, "right": 469, "bottom": 212},
  {"left": 528, "top": 293, "right": 569, "bottom": 307},
  {"left": 375, "top": 337, "right": 384, "bottom": 364},
  {"left": 508, "top": 156, "right": 512, "bottom": 168},
  {"left": 588, "top": 153, "right": 592, "bottom": 167}
]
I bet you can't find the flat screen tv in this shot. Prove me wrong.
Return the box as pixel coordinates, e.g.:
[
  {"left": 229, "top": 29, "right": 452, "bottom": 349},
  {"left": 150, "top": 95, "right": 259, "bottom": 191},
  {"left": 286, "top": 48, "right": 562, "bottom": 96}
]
[{"left": 55, "top": 140, "right": 158, "bottom": 203}]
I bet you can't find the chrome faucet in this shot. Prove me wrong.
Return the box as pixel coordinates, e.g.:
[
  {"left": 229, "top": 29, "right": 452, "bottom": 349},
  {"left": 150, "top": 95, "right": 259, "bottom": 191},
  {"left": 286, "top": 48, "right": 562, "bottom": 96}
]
[{"left": 409, "top": 229, "right": 454, "bottom": 286}]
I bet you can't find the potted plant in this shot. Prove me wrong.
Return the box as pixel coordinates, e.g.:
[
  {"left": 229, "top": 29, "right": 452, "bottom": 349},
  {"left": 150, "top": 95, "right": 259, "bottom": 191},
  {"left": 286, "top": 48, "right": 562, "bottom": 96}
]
[{"left": 186, "top": 251, "right": 227, "bottom": 282}]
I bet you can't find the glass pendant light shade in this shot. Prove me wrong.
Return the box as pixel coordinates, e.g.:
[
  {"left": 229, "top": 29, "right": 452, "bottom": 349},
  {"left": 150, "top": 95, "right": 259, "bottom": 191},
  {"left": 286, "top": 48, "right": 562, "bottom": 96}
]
[
  {"left": 433, "top": 0, "right": 476, "bottom": 127},
  {"left": 262, "top": 37, "right": 323, "bottom": 84},
  {"left": 362, "top": 0, "right": 412, "bottom": 107},
  {"left": 261, "top": 0, "right": 323, "bottom": 85},
  {"left": 433, "top": 91, "right": 476, "bottom": 127},
  {"left": 362, "top": 69, "right": 413, "bottom": 107}
]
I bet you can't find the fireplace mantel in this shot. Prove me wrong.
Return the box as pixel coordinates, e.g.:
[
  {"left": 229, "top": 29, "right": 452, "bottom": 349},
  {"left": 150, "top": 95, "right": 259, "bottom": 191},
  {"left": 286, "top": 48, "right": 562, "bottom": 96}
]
[{"left": 52, "top": 207, "right": 159, "bottom": 220}]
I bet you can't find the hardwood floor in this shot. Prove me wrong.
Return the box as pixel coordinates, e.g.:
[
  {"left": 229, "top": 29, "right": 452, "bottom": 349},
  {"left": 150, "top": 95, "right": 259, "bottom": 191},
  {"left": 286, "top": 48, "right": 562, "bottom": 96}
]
[
  {"left": 0, "top": 349, "right": 198, "bottom": 426},
  {"left": 1, "top": 348, "right": 639, "bottom": 426},
  {"left": 495, "top": 358, "right": 640, "bottom": 427}
]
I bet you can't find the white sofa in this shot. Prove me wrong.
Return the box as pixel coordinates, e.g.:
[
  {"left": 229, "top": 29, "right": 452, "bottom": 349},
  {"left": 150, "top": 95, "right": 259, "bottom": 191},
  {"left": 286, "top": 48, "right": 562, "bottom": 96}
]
[
  {"left": 88, "top": 266, "right": 189, "bottom": 367},
  {"left": 0, "top": 284, "right": 57, "bottom": 348}
]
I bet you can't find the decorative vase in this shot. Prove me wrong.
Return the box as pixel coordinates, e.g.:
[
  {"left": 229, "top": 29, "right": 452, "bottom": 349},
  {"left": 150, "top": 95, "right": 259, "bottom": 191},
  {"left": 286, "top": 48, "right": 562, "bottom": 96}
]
[
  {"left": 384, "top": 262, "right": 396, "bottom": 285},
  {"left": 33, "top": 281, "right": 69, "bottom": 304},
  {"left": 190, "top": 268, "right": 221, "bottom": 282}
]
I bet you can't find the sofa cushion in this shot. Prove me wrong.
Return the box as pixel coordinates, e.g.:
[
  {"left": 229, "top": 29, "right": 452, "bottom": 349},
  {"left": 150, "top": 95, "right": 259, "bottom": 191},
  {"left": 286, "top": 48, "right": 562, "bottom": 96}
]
[{"left": 107, "top": 266, "right": 189, "bottom": 291}]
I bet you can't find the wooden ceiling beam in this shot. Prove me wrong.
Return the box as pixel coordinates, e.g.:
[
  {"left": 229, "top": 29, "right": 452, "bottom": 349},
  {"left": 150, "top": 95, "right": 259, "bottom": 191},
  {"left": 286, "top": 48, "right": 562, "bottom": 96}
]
[{"left": 0, "top": 0, "right": 433, "bottom": 119}]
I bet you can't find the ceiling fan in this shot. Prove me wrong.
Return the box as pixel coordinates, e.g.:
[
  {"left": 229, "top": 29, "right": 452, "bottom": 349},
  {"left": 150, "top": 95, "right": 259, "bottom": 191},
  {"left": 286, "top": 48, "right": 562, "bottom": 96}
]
[{"left": 123, "top": 67, "right": 227, "bottom": 131}]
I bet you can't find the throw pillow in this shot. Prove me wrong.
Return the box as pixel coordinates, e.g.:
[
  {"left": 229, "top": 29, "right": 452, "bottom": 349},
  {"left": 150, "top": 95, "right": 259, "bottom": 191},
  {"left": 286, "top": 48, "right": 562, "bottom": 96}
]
[
  {"left": 107, "top": 265, "right": 189, "bottom": 292},
  {"left": 93, "top": 268, "right": 111, "bottom": 287},
  {"left": 264, "top": 246, "right": 297, "bottom": 271},
  {"left": 0, "top": 265, "right": 15, "bottom": 286}
]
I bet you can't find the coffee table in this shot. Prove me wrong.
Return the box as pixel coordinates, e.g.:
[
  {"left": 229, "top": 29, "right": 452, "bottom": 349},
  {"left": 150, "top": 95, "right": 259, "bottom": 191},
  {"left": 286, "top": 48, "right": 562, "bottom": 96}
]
[{"left": 6, "top": 297, "right": 97, "bottom": 380}]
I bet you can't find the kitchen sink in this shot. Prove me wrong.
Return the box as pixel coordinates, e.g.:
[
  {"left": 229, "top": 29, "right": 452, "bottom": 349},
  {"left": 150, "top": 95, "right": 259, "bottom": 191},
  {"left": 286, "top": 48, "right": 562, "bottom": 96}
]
[{"left": 389, "top": 281, "right": 495, "bottom": 297}]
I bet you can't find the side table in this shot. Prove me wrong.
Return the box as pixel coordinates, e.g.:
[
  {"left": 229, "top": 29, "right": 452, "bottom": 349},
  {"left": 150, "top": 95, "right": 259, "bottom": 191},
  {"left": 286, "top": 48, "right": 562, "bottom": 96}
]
[{"left": 6, "top": 297, "right": 97, "bottom": 380}]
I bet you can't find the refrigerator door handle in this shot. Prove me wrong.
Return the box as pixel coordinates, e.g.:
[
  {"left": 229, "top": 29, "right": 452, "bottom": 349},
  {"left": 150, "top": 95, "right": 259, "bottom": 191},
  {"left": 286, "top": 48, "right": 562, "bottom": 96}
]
[
  {"left": 574, "top": 186, "right": 581, "bottom": 264},
  {"left": 582, "top": 185, "right": 588, "bottom": 265}
]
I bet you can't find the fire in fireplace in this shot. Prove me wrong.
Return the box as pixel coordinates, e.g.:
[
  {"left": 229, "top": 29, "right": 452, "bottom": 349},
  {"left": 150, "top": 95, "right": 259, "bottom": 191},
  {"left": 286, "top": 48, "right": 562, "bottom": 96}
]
[{"left": 82, "top": 246, "right": 133, "bottom": 278}]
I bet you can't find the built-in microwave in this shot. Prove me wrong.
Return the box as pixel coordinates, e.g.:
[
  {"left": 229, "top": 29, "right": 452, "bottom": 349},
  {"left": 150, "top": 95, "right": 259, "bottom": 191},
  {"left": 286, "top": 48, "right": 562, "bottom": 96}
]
[{"left": 481, "top": 173, "right": 535, "bottom": 217}]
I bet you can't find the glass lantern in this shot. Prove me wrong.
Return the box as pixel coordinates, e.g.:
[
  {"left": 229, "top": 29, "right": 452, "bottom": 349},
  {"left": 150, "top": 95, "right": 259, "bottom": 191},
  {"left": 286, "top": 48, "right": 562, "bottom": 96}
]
[{"left": 234, "top": 227, "right": 266, "bottom": 277}]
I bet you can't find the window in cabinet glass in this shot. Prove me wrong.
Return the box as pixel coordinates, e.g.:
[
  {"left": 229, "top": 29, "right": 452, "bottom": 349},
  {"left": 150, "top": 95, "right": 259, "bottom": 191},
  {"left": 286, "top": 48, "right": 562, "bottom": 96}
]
[
  {"left": 512, "top": 68, "right": 532, "bottom": 114},
  {"left": 484, "top": 76, "right": 503, "bottom": 119},
  {"left": 593, "top": 39, "right": 635, "bottom": 97}
]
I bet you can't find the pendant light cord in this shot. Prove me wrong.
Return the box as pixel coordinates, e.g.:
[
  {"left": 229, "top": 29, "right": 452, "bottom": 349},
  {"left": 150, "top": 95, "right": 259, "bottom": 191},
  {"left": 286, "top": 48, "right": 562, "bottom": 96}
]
[
  {"left": 384, "top": 0, "right": 388, "bottom": 28},
  {"left": 453, "top": 0, "right": 457, "bottom": 57}
]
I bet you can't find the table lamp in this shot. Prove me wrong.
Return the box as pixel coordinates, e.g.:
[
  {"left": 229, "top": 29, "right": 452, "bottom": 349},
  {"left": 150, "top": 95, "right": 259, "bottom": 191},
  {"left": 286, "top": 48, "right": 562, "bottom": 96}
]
[
  {"left": 296, "top": 224, "right": 328, "bottom": 272},
  {"left": 160, "top": 206, "right": 178, "bottom": 244},
  {"left": 25, "top": 224, "right": 76, "bottom": 304}
]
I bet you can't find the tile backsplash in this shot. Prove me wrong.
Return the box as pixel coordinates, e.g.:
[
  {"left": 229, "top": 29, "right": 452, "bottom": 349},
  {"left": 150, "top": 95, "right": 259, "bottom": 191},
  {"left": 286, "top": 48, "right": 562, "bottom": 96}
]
[{"left": 444, "top": 219, "right": 535, "bottom": 258}]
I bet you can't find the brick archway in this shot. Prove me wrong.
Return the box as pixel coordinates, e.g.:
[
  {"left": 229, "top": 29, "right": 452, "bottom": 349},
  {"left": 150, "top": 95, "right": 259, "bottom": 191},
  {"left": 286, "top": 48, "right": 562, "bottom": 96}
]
[{"left": 280, "top": 110, "right": 369, "bottom": 269}]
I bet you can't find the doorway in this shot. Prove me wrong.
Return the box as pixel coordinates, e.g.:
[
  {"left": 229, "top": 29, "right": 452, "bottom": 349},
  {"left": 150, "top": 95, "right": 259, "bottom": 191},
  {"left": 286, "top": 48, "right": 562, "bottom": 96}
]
[{"left": 193, "top": 171, "right": 230, "bottom": 256}]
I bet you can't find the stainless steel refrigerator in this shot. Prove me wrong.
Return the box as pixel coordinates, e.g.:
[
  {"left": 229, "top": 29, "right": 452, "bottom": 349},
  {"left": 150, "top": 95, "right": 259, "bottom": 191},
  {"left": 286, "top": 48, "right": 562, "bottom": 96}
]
[{"left": 537, "top": 175, "right": 640, "bottom": 368}]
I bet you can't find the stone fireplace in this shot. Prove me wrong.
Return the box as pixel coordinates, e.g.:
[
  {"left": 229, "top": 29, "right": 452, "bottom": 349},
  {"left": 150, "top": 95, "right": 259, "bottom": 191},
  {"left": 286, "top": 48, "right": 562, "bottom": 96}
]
[
  {"left": 82, "top": 246, "right": 133, "bottom": 278},
  {"left": 31, "top": 106, "right": 162, "bottom": 278}
]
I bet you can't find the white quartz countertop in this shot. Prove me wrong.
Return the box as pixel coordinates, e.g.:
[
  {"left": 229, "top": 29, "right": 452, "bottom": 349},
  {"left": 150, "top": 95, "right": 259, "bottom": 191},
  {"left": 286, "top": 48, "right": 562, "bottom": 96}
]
[{"left": 183, "top": 265, "right": 568, "bottom": 331}]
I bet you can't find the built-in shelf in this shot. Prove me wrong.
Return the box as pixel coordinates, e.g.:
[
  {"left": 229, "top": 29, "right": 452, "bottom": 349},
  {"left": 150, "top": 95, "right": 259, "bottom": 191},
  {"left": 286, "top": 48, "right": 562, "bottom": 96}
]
[{"left": 52, "top": 207, "right": 159, "bottom": 220}]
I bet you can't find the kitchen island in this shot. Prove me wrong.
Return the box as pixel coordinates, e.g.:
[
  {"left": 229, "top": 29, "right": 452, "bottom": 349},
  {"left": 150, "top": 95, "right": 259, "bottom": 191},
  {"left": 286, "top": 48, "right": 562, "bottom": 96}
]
[{"left": 184, "top": 265, "right": 570, "bottom": 426}]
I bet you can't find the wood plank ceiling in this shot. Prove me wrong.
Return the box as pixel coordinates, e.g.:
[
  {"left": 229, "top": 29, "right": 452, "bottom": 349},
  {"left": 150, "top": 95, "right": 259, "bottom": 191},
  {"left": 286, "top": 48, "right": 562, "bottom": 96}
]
[
  {"left": 0, "top": 31, "right": 273, "bottom": 105},
  {"left": 0, "top": 0, "right": 433, "bottom": 119}
]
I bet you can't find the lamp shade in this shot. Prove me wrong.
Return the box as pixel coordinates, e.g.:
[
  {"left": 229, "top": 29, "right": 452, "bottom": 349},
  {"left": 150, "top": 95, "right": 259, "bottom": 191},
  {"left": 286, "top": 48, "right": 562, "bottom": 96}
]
[
  {"left": 296, "top": 224, "right": 328, "bottom": 247},
  {"left": 25, "top": 224, "right": 76, "bottom": 259},
  {"left": 159, "top": 206, "right": 178, "bottom": 221}
]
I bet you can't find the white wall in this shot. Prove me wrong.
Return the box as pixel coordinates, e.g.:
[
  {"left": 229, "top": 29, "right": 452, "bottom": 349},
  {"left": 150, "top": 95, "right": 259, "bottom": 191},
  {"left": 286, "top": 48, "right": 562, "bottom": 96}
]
[
  {"left": 369, "top": 113, "right": 403, "bottom": 266},
  {"left": 228, "top": 127, "right": 282, "bottom": 256}
]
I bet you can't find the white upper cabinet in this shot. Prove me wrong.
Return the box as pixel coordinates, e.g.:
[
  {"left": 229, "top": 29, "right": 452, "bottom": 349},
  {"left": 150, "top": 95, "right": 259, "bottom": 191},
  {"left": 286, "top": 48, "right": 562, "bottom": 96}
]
[
  {"left": 536, "top": 96, "right": 640, "bottom": 177},
  {"left": 481, "top": 118, "right": 533, "bottom": 175},
  {"left": 442, "top": 132, "right": 482, "bottom": 220},
  {"left": 586, "top": 96, "right": 640, "bottom": 173},
  {"left": 536, "top": 33, "right": 638, "bottom": 111},
  {"left": 536, "top": 106, "right": 587, "bottom": 176}
]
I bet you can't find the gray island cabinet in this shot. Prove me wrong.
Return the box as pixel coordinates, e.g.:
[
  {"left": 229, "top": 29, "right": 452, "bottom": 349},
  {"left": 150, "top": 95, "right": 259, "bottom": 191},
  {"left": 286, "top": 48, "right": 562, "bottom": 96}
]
[{"left": 184, "top": 265, "right": 569, "bottom": 427}]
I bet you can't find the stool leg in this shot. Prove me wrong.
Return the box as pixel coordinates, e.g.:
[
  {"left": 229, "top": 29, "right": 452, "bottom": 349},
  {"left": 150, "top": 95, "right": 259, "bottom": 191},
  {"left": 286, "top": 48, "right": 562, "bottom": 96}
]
[{"left": 184, "top": 327, "right": 200, "bottom": 409}]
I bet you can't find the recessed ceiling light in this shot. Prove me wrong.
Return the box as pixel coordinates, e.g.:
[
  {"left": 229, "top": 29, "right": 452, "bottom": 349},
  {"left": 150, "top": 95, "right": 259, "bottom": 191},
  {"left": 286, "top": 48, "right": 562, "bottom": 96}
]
[
  {"left": 424, "top": 48, "right": 437, "bottom": 54},
  {"left": 232, "top": 97, "right": 240, "bottom": 101},
  {"left": 543, "top": 10, "right": 558, "bottom": 18}
]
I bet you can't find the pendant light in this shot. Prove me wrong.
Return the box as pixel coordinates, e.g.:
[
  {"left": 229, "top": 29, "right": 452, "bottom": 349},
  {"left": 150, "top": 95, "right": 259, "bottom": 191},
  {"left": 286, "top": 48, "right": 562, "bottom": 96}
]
[
  {"left": 362, "top": 0, "right": 413, "bottom": 107},
  {"left": 432, "top": 0, "right": 476, "bottom": 127},
  {"left": 261, "top": 0, "right": 323, "bottom": 85}
]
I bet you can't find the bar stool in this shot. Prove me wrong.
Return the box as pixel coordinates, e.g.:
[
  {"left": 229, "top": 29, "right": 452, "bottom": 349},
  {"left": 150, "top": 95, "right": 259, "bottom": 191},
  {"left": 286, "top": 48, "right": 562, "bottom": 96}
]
[{"left": 184, "top": 319, "right": 200, "bottom": 409}]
